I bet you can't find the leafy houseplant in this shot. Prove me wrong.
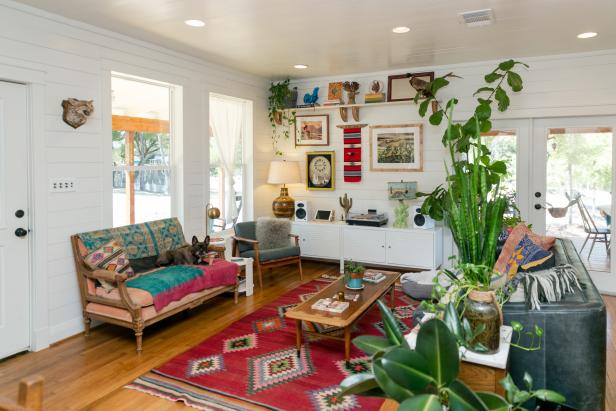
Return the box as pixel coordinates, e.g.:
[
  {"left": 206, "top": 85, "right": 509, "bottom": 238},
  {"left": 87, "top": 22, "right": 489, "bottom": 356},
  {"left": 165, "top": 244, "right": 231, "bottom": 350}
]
[
  {"left": 339, "top": 301, "right": 566, "bottom": 410},
  {"left": 268, "top": 79, "right": 296, "bottom": 156},
  {"left": 344, "top": 260, "right": 365, "bottom": 289}
]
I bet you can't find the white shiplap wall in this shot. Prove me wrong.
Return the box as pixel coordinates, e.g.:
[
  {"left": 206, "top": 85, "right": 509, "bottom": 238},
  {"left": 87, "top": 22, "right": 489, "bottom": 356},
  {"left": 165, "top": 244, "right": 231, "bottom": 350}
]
[
  {"left": 254, "top": 50, "right": 616, "bottom": 219},
  {"left": 0, "top": 0, "right": 269, "bottom": 349}
]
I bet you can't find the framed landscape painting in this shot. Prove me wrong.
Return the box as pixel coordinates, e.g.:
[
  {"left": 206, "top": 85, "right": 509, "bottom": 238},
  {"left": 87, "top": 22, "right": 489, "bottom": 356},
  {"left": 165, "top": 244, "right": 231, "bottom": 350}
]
[
  {"left": 369, "top": 124, "right": 423, "bottom": 172},
  {"left": 294, "top": 114, "right": 329, "bottom": 146},
  {"left": 306, "top": 151, "right": 335, "bottom": 190}
]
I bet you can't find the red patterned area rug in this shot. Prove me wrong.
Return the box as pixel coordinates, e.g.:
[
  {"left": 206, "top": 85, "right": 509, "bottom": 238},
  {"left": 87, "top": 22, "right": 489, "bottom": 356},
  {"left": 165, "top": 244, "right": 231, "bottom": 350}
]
[{"left": 126, "top": 277, "right": 417, "bottom": 411}]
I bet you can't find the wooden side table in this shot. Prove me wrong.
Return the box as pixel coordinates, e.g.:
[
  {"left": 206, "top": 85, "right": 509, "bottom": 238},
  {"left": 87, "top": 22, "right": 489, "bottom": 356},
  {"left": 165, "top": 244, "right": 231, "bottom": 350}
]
[{"left": 229, "top": 257, "right": 254, "bottom": 296}]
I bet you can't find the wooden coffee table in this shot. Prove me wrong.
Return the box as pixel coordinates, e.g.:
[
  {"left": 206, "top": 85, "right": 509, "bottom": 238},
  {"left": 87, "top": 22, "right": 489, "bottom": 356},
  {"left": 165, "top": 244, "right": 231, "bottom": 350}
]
[{"left": 284, "top": 270, "right": 400, "bottom": 363}]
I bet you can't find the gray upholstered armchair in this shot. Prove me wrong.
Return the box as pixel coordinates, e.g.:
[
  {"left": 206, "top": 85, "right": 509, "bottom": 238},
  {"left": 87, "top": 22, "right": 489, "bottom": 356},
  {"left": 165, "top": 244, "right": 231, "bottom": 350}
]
[{"left": 232, "top": 220, "right": 303, "bottom": 288}]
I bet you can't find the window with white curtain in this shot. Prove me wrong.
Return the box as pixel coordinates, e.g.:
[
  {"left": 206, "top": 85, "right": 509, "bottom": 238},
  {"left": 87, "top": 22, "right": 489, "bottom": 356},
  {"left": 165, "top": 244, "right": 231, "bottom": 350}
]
[{"left": 209, "top": 94, "right": 251, "bottom": 229}]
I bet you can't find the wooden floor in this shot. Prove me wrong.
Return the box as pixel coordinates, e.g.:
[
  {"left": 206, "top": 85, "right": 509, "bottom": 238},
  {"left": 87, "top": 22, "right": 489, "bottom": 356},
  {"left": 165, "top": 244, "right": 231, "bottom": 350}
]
[{"left": 0, "top": 261, "right": 614, "bottom": 410}]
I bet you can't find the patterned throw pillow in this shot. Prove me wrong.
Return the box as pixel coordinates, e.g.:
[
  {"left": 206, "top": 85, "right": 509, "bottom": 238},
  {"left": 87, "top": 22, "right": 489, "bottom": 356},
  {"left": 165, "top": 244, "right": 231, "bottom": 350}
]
[
  {"left": 503, "top": 235, "right": 553, "bottom": 277},
  {"left": 84, "top": 240, "right": 135, "bottom": 291},
  {"left": 494, "top": 224, "right": 555, "bottom": 274}
]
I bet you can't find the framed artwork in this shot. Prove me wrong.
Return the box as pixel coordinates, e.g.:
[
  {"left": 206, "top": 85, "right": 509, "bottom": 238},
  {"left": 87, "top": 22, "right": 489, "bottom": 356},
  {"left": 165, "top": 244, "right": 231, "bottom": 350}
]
[
  {"left": 294, "top": 114, "right": 329, "bottom": 146},
  {"left": 369, "top": 124, "right": 423, "bottom": 172},
  {"left": 306, "top": 151, "right": 335, "bottom": 191},
  {"left": 327, "top": 82, "right": 343, "bottom": 101},
  {"left": 388, "top": 181, "right": 418, "bottom": 200},
  {"left": 387, "top": 72, "right": 434, "bottom": 102}
]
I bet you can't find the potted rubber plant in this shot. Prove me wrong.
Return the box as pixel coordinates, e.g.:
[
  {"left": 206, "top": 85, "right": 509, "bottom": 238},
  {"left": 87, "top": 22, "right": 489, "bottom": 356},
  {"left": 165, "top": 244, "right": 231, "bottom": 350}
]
[{"left": 339, "top": 300, "right": 568, "bottom": 411}]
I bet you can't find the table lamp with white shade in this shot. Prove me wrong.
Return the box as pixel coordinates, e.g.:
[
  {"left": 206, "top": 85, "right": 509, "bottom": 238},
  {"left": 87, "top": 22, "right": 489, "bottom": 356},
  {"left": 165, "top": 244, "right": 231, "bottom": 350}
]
[{"left": 267, "top": 160, "right": 301, "bottom": 218}]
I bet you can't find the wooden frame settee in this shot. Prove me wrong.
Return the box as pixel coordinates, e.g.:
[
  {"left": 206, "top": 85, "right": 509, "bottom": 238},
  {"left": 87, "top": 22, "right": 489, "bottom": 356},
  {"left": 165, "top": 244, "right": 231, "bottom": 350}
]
[{"left": 71, "top": 218, "right": 239, "bottom": 352}]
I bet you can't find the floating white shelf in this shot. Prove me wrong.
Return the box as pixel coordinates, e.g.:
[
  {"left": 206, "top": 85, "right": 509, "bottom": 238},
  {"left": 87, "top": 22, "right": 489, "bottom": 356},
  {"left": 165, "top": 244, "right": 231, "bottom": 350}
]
[{"left": 285, "top": 100, "right": 413, "bottom": 113}]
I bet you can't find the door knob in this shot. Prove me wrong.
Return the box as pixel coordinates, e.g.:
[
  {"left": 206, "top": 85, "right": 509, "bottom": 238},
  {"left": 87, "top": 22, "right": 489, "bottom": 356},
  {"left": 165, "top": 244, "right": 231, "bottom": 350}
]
[
  {"left": 15, "top": 209, "right": 25, "bottom": 218},
  {"left": 534, "top": 204, "right": 542, "bottom": 210},
  {"left": 15, "top": 228, "right": 28, "bottom": 237},
  {"left": 534, "top": 192, "right": 542, "bottom": 198}
]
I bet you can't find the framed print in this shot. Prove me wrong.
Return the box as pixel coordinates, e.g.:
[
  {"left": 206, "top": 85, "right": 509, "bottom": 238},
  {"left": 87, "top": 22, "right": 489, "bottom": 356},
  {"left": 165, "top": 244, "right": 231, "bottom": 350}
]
[
  {"left": 295, "top": 114, "right": 329, "bottom": 146},
  {"left": 369, "top": 124, "right": 423, "bottom": 172},
  {"left": 388, "top": 181, "right": 417, "bottom": 200},
  {"left": 327, "top": 82, "right": 343, "bottom": 101},
  {"left": 387, "top": 72, "right": 434, "bottom": 102},
  {"left": 306, "top": 151, "right": 335, "bottom": 190}
]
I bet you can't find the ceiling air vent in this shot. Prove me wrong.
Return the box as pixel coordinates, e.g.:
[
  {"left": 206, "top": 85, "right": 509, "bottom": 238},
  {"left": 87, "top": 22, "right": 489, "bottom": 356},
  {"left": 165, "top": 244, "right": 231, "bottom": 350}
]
[{"left": 458, "top": 9, "right": 494, "bottom": 27}]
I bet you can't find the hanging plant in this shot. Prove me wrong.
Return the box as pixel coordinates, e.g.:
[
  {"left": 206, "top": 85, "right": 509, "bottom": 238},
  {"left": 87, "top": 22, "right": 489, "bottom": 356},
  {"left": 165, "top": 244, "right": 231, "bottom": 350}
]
[{"left": 268, "top": 79, "right": 297, "bottom": 156}]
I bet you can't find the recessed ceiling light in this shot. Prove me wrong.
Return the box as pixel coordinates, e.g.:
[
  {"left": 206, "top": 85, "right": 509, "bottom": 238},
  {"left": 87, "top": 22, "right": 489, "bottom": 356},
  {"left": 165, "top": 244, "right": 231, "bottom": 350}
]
[
  {"left": 392, "top": 26, "right": 411, "bottom": 34},
  {"left": 293, "top": 64, "right": 308, "bottom": 69},
  {"left": 184, "top": 19, "right": 205, "bottom": 27},
  {"left": 577, "top": 32, "right": 598, "bottom": 39}
]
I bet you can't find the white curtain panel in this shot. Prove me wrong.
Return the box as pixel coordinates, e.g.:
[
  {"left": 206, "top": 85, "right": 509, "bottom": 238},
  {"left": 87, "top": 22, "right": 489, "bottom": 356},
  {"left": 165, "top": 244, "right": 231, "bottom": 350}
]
[{"left": 210, "top": 96, "right": 245, "bottom": 222}]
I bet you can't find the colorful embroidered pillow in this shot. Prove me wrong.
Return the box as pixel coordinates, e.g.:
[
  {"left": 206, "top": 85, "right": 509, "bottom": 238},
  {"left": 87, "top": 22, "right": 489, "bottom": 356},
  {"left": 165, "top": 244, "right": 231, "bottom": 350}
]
[
  {"left": 84, "top": 240, "right": 135, "bottom": 291},
  {"left": 494, "top": 224, "right": 555, "bottom": 274},
  {"left": 503, "top": 235, "right": 553, "bottom": 277}
]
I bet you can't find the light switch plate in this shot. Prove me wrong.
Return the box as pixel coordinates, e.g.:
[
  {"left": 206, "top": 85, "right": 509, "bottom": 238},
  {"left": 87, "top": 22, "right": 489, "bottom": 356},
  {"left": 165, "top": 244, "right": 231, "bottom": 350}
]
[{"left": 49, "top": 178, "right": 76, "bottom": 193}]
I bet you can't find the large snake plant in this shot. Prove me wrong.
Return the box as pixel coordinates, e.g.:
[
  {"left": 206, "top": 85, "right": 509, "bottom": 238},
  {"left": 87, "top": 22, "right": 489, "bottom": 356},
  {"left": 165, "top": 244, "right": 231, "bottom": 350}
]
[{"left": 416, "top": 61, "right": 528, "bottom": 270}]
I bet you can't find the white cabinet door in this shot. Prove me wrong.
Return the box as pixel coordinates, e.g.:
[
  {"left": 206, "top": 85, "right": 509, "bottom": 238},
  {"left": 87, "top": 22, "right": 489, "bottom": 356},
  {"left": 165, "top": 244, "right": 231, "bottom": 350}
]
[
  {"left": 293, "top": 223, "right": 340, "bottom": 259},
  {"left": 343, "top": 227, "right": 386, "bottom": 264},
  {"left": 387, "top": 230, "right": 435, "bottom": 268}
]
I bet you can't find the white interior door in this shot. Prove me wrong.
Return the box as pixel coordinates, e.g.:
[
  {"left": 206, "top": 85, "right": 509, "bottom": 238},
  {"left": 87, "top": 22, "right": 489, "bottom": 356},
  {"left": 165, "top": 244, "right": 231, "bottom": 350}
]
[
  {"left": 530, "top": 116, "right": 616, "bottom": 280},
  {"left": 0, "top": 82, "right": 30, "bottom": 358}
]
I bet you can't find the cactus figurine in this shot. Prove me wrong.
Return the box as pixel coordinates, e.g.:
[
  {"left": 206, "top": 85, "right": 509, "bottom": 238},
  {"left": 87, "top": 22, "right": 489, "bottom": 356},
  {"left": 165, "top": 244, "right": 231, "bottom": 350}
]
[
  {"left": 339, "top": 193, "right": 353, "bottom": 221},
  {"left": 393, "top": 200, "right": 410, "bottom": 228}
]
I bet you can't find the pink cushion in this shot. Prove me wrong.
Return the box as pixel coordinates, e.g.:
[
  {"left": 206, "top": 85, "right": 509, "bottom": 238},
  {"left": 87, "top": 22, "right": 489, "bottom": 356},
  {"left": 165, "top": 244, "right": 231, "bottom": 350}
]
[
  {"left": 95, "top": 286, "right": 154, "bottom": 307},
  {"left": 494, "top": 224, "right": 556, "bottom": 274}
]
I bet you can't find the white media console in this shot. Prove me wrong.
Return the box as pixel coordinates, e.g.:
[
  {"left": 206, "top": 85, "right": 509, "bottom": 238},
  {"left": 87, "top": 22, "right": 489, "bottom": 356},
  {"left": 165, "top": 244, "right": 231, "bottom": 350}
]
[{"left": 291, "top": 221, "right": 443, "bottom": 272}]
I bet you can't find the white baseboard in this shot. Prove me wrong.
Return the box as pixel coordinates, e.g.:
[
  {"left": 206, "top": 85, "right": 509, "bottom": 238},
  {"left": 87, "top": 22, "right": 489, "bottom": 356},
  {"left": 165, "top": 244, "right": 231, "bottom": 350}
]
[
  {"left": 31, "top": 327, "right": 50, "bottom": 352},
  {"left": 49, "top": 317, "right": 84, "bottom": 344}
]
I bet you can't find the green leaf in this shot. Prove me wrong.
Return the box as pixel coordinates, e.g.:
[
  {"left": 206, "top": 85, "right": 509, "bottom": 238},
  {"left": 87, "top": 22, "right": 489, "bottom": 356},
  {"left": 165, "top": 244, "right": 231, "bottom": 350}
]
[
  {"left": 476, "top": 392, "right": 509, "bottom": 411},
  {"left": 489, "top": 160, "right": 507, "bottom": 174},
  {"left": 510, "top": 321, "right": 523, "bottom": 332},
  {"left": 500, "top": 374, "right": 520, "bottom": 403},
  {"left": 494, "top": 87, "right": 510, "bottom": 111},
  {"left": 339, "top": 373, "right": 380, "bottom": 397},
  {"left": 507, "top": 71, "right": 523, "bottom": 92},
  {"left": 498, "top": 59, "right": 515, "bottom": 71},
  {"left": 535, "top": 325, "right": 544, "bottom": 337},
  {"left": 443, "top": 302, "right": 462, "bottom": 340},
  {"left": 372, "top": 357, "right": 414, "bottom": 403},
  {"left": 352, "top": 335, "right": 392, "bottom": 355},
  {"left": 484, "top": 72, "right": 502, "bottom": 83},
  {"left": 398, "top": 394, "right": 442, "bottom": 411},
  {"left": 474, "top": 102, "right": 491, "bottom": 121},
  {"left": 447, "top": 379, "right": 489, "bottom": 411},
  {"left": 534, "top": 389, "right": 566, "bottom": 404},
  {"left": 428, "top": 77, "right": 450, "bottom": 95},
  {"left": 446, "top": 98, "right": 459, "bottom": 109},
  {"left": 429, "top": 110, "right": 444, "bottom": 125},
  {"left": 415, "top": 319, "right": 459, "bottom": 385},
  {"left": 473, "top": 87, "right": 494, "bottom": 96},
  {"left": 479, "top": 119, "right": 492, "bottom": 133},
  {"left": 381, "top": 348, "right": 435, "bottom": 391},
  {"left": 523, "top": 372, "right": 533, "bottom": 391},
  {"left": 419, "top": 99, "right": 431, "bottom": 117},
  {"left": 377, "top": 300, "right": 405, "bottom": 346}
]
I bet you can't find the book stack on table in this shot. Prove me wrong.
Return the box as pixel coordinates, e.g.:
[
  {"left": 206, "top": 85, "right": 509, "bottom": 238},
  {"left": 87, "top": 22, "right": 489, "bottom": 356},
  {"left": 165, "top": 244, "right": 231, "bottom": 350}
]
[
  {"left": 311, "top": 298, "right": 349, "bottom": 313},
  {"left": 364, "top": 272, "right": 386, "bottom": 284}
]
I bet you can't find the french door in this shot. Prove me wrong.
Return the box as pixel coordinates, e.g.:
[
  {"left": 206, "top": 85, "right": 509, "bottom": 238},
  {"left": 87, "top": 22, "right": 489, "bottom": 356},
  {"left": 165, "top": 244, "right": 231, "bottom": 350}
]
[
  {"left": 0, "top": 81, "right": 31, "bottom": 358},
  {"left": 530, "top": 116, "right": 615, "bottom": 276}
]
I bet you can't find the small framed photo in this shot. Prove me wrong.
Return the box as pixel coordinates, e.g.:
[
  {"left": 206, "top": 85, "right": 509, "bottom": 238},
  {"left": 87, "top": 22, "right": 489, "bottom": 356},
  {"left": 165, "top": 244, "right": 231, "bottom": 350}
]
[
  {"left": 387, "top": 72, "right": 434, "bottom": 102},
  {"left": 327, "top": 82, "right": 343, "bottom": 101},
  {"left": 295, "top": 114, "right": 329, "bottom": 146},
  {"left": 306, "top": 151, "right": 335, "bottom": 191},
  {"left": 388, "top": 181, "right": 418, "bottom": 200},
  {"left": 369, "top": 124, "right": 423, "bottom": 172}
]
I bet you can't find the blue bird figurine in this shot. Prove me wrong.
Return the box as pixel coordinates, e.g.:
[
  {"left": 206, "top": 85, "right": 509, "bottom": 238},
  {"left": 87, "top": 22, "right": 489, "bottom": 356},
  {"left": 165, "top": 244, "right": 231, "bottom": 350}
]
[{"left": 303, "top": 87, "right": 319, "bottom": 105}]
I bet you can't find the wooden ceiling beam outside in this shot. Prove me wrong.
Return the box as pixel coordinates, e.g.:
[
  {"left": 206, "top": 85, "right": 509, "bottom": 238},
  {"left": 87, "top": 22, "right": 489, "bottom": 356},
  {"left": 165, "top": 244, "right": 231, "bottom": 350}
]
[{"left": 112, "top": 115, "right": 169, "bottom": 133}]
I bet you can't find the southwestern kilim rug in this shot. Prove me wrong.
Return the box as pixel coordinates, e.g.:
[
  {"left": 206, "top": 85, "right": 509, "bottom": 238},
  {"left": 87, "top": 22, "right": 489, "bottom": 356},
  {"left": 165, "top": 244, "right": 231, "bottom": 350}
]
[{"left": 126, "top": 277, "right": 417, "bottom": 411}]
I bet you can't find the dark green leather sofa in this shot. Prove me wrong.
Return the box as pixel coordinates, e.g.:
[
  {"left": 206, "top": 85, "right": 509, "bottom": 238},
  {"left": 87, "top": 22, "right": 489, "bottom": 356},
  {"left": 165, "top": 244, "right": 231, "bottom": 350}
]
[{"left": 503, "top": 239, "right": 606, "bottom": 411}]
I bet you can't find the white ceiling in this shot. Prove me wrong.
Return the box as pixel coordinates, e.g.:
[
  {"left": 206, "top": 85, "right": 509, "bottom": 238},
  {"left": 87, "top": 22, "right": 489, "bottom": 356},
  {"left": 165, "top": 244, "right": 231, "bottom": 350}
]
[{"left": 16, "top": 0, "right": 616, "bottom": 78}]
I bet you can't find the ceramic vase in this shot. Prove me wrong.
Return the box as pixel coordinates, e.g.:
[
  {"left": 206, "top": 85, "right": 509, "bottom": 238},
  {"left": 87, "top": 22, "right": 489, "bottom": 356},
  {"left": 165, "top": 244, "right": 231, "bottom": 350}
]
[{"left": 346, "top": 271, "right": 364, "bottom": 289}]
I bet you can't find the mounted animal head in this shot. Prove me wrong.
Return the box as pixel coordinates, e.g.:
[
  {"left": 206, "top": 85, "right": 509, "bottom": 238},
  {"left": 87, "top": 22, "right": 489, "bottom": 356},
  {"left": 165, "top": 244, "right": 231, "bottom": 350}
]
[{"left": 61, "top": 98, "right": 94, "bottom": 129}]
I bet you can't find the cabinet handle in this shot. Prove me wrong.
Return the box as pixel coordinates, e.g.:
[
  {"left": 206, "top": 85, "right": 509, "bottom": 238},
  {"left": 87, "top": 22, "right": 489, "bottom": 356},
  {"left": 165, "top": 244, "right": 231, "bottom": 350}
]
[
  {"left": 381, "top": 245, "right": 385, "bottom": 248},
  {"left": 388, "top": 245, "right": 391, "bottom": 249}
]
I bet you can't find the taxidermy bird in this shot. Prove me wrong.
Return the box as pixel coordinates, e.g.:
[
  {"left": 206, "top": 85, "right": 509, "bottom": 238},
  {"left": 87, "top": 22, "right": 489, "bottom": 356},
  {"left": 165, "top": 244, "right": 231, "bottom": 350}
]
[
  {"left": 303, "top": 87, "right": 319, "bottom": 104},
  {"left": 409, "top": 72, "right": 461, "bottom": 99}
]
